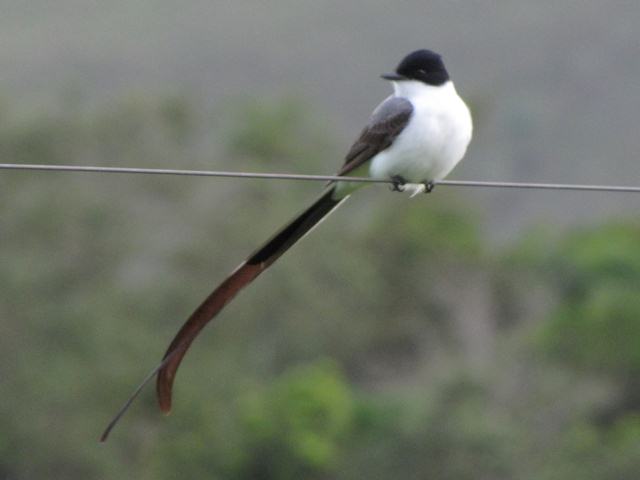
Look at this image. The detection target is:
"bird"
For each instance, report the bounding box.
[101,49,472,440]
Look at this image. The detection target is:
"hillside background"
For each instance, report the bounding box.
[1,2,640,479]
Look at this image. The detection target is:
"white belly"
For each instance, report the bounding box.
[369,86,472,183]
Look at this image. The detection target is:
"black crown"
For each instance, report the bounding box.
[395,49,450,86]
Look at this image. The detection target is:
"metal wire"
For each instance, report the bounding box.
[2,162,640,193]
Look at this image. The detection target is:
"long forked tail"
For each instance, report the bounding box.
[157,186,346,411]
[101,186,347,441]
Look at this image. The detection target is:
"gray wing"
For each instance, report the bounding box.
[338,96,413,176]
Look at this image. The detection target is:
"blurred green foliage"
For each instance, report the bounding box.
[1,93,639,479]
[237,361,354,478]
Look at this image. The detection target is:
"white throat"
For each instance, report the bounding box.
[391,79,454,99]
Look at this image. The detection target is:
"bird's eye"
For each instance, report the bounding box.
[418,69,427,75]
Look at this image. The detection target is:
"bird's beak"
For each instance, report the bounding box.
[381,73,406,81]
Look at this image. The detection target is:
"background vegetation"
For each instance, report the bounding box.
[1,93,639,479]
[2,1,640,478]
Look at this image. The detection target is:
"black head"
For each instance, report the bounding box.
[382,49,450,86]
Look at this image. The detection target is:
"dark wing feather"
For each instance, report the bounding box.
[338,96,413,176]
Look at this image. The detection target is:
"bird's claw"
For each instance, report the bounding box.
[389,177,435,196]
[423,181,435,193]
[390,175,407,192]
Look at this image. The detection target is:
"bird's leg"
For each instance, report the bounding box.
[390,175,407,192]
[422,180,436,193]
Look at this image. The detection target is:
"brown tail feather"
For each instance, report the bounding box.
[102,187,346,440]
[155,262,262,412]
[156,186,345,413]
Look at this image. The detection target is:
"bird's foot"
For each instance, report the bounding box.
[390,175,407,192]
[390,177,435,197]
[422,180,435,194]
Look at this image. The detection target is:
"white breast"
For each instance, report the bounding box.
[369,80,472,183]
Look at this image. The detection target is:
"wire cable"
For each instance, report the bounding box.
[2,163,640,193]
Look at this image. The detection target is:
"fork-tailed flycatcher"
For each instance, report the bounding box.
[102,49,472,440]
